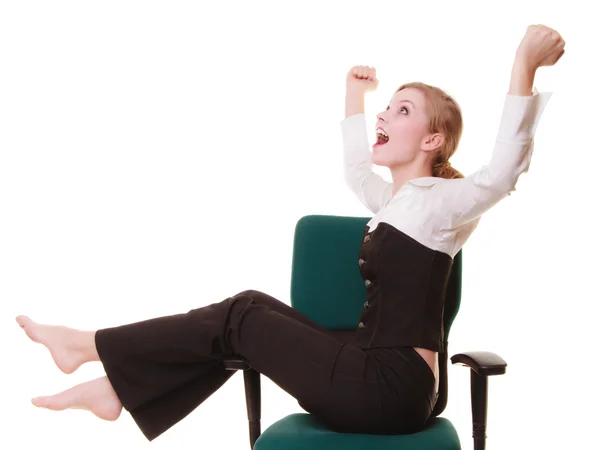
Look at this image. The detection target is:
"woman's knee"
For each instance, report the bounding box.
[235,289,264,299]
[224,290,272,313]
[233,289,279,306]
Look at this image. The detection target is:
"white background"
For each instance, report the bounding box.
[1,1,598,449]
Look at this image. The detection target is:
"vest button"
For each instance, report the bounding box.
[358,258,366,268]
[358,321,366,328]
[364,300,369,309]
[363,235,371,243]
[365,279,372,288]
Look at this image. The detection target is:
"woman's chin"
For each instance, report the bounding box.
[371,154,387,167]
[371,144,388,166]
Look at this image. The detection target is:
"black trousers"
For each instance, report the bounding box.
[95,289,437,441]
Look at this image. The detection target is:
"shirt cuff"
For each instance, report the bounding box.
[497,88,553,142]
[341,113,371,164]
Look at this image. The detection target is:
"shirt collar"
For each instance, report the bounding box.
[407,176,444,187]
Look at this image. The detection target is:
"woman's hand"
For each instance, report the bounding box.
[346,65,379,94]
[509,25,565,96]
[515,24,566,72]
[345,65,378,118]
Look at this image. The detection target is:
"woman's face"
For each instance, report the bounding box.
[372,87,441,168]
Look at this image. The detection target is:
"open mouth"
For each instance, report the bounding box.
[374,128,389,147]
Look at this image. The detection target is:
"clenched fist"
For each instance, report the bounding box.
[346,65,379,94]
[516,24,566,71]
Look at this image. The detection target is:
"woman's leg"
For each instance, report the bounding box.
[16,290,343,425]
[16,289,335,375]
[17,290,427,441]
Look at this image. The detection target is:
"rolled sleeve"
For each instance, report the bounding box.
[437,89,553,230]
[341,113,393,213]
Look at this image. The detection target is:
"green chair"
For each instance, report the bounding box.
[223,214,507,450]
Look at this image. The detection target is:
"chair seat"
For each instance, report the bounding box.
[254,413,461,450]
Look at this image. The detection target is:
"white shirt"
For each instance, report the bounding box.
[341,90,552,259]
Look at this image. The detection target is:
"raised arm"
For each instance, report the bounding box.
[342,66,393,214]
[434,25,565,229]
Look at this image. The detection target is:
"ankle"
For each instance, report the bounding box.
[77,330,100,362]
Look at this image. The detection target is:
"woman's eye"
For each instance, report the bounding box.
[399,107,408,114]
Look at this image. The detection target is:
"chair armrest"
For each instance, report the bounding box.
[450,351,507,376]
[222,356,261,449]
[450,351,507,450]
[224,357,251,371]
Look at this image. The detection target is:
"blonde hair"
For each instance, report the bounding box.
[395,82,464,179]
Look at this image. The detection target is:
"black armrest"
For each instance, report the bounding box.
[222,357,261,449]
[224,357,250,371]
[450,351,507,376]
[450,351,507,450]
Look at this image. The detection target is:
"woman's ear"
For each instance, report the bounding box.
[421,133,445,152]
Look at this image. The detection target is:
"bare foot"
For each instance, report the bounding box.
[16,315,98,374]
[32,376,122,421]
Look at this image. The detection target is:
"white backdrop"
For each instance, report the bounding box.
[2,1,598,449]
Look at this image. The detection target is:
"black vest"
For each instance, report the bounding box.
[351,222,454,352]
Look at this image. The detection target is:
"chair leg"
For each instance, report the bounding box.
[470,371,488,450]
[243,368,261,449]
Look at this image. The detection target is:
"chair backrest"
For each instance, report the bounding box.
[290,214,463,416]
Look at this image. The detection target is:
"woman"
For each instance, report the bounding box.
[16,24,565,441]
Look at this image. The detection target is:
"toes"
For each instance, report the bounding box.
[32,394,68,411]
[31,396,48,408]
[16,316,41,343]
[16,315,32,328]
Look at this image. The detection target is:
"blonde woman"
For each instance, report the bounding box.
[17,24,564,441]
